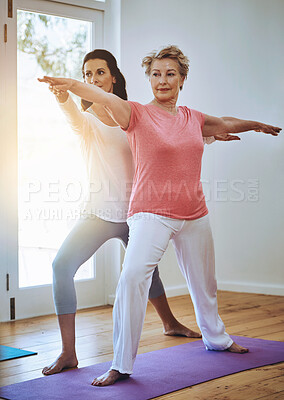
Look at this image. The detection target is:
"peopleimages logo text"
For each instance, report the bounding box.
[21,178,260,203]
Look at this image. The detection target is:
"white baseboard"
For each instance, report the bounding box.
[165,282,284,297]
[164,285,189,298]
[217,280,284,296]
[107,281,283,306]
[108,294,115,305]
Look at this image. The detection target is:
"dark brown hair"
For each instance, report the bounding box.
[81,49,127,110]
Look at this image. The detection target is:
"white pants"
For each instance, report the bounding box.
[111,213,233,374]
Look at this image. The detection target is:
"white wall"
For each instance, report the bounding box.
[120,0,284,295]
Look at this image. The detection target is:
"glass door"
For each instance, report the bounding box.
[1,0,106,320]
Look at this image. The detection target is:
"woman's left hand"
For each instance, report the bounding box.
[38,76,73,92]
[214,134,241,141]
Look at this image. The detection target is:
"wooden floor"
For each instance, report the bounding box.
[0,291,284,399]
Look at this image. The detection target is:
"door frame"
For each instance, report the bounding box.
[0,0,122,322]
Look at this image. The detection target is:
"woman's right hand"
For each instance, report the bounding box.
[38,76,72,103]
[49,85,69,103]
[38,76,74,91]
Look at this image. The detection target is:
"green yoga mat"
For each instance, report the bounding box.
[0,345,37,361]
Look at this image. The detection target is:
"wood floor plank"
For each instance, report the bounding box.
[256,392,284,400]
[0,291,283,400]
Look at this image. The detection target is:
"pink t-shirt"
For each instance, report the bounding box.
[125,102,208,220]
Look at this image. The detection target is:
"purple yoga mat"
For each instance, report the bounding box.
[1,336,283,400]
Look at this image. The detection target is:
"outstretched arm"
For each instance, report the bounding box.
[44,84,89,134]
[38,77,131,129]
[202,114,281,138]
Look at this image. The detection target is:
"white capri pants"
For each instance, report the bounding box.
[111,212,233,374]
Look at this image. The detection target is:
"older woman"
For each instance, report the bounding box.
[39,49,203,377]
[39,45,281,386]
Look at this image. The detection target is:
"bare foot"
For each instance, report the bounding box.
[227,342,249,354]
[164,321,201,338]
[42,352,78,375]
[91,369,130,386]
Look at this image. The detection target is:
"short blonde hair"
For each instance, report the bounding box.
[141,45,190,79]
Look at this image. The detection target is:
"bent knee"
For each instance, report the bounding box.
[52,254,75,279]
